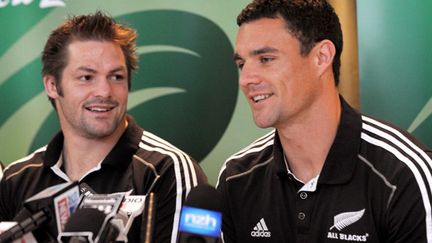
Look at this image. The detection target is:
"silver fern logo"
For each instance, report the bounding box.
[327,209,369,242]
[329,209,365,231]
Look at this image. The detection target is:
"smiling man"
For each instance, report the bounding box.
[0,11,207,242]
[217,0,432,242]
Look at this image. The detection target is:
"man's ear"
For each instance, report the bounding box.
[314,39,336,76]
[43,75,60,99]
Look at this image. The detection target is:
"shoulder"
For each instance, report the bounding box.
[136,130,195,164]
[217,130,275,185]
[134,130,206,184]
[360,114,431,168]
[2,146,47,183]
[359,114,432,190]
[359,115,432,240]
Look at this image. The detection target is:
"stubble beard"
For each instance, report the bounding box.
[78,112,126,139]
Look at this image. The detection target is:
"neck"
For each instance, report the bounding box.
[278,90,341,183]
[62,119,128,181]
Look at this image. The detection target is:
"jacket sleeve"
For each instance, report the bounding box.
[216,166,236,243]
[386,152,432,243]
[0,171,17,221]
[0,179,10,221]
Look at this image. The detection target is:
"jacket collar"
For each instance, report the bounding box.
[43,115,142,170]
[273,96,362,184]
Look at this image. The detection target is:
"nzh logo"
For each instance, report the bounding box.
[327,209,369,242]
[0,9,238,164]
[250,218,271,238]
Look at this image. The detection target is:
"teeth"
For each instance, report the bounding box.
[253,94,270,103]
[88,107,112,112]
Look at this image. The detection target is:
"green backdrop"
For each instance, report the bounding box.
[1,1,430,185]
[0,0,267,184]
[357,1,432,148]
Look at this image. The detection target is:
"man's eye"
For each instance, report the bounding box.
[109,74,125,81]
[260,57,274,64]
[236,62,244,70]
[79,75,93,81]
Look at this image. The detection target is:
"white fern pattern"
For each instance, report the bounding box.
[329,209,365,231]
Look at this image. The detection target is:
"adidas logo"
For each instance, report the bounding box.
[250,218,271,238]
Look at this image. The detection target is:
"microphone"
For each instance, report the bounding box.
[0,181,80,242]
[58,192,125,242]
[78,182,97,198]
[177,184,222,243]
[0,221,37,243]
[60,208,120,243]
[141,192,156,243]
[77,183,149,242]
[114,194,148,242]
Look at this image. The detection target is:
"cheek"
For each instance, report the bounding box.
[60,88,90,106]
[240,85,248,95]
[116,87,129,102]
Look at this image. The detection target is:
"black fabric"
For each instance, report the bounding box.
[217,97,432,243]
[0,115,207,243]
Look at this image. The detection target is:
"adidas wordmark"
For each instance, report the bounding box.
[251,218,271,238]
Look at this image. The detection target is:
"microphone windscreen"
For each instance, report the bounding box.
[62,207,120,243]
[64,208,106,238]
[177,184,222,242]
[183,184,221,212]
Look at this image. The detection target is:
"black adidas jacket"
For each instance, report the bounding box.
[0,116,207,243]
[217,97,432,243]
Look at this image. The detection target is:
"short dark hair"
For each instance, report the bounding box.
[41,11,138,107]
[237,0,343,85]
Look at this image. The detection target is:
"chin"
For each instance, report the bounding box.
[253,120,273,129]
[252,114,274,128]
[84,131,113,139]
[82,125,118,139]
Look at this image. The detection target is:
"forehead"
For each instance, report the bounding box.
[65,40,126,67]
[235,17,300,55]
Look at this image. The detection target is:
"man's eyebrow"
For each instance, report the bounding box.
[77,66,96,73]
[76,66,126,73]
[233,53,243,62]
[233,46,279,61]
[251,46,278,56]
[109,66,127,73]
